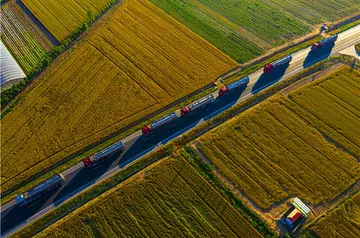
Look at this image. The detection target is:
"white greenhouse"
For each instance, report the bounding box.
[1,40,26,88]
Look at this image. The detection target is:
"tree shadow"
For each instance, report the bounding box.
[252,65,289,93]
[303,43,335,68]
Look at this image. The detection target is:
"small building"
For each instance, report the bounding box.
[281,197,311,233]
[0,40,26,89]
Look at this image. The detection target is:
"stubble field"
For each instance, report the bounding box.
[0,0,236,192]
[36,157,261,238]
[150,0,360,62]
[197,66,360,209]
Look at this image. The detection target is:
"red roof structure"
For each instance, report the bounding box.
[291,212,302,223]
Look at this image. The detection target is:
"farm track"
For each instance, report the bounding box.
[196,65,360,209]
[21,0,110,41]
[0,0,236,195]
[1,22,359,238]
[309,192,360,237]
[149,0,360,62]
[33,157,262,238]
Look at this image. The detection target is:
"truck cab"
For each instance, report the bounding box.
[218,86,228,97]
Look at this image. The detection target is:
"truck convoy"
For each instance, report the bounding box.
[218,76,250,96]
[16,173,65,207]
[311,35,338,51]
[264,55,292,73]
[142,112,179,136]
[83,141,125,168]
[181,95,214,116]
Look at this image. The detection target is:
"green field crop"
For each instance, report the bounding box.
[36,157,262,238]
[197,66,360,209]
[0,4,46,75]
[307,192,360,237]
[150,0,360,63]
[0,0,236,194]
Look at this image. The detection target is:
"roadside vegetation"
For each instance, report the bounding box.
[197,65,360,209]
[36,156,263,238]
[0,0,117,108]
[22,0,113,42]
[0,0,235,194]
[149,0,360,62]
[356,43,360,53]
[10,56,358,237]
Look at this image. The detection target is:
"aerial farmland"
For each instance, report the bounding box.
[0,0,236,193]
[197,66,360,209]
[0,0,360,237]
[150,0,360,62]
[35,156,263,237]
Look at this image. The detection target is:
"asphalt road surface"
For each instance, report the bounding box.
[1,25,359,237]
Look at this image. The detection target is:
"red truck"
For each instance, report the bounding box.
[218,76,249,96]
[181,95,214,116]
[142,112,179,136]
[83,141,125,168]
[311,35,338,51]
[264,55,292,73]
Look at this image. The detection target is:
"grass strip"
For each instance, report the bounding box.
[0,0,118,109]
[9,55,359,237]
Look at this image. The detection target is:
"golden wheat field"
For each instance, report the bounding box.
[197,66,360,209]
[22,0,111,41]
[310,192,360,237]
[36,157,261,238]
[0,0,236,192]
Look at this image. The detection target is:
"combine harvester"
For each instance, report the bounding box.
[264,55,292,73]
[181,95,214,116]
[83,141,125,168]
[15,174,65,207]
[218,76,250,96]
[142,112,179,136]
[311,35,338,51]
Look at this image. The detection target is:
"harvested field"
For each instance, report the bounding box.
[197,66,360,209]
[36,157,261,238]
[309,192,360,237]
[150,0,360,62]
[0,0,236,192]
[0,4,46,74]
[21,0,112,41]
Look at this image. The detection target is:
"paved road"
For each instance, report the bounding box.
[1,25,359,237]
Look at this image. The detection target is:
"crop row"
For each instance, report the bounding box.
[0,4,46,75]
[0,0,235,193]
[309,192,360,237]
[288,66,360,155]
[21,0,110,41]
[262,0,360,25]
[150,0,360,62]
[36,157,261,237]
[197,67,360,209]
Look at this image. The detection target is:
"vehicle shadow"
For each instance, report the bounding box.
[303,43,335,68]
[252,65,289,93]
[0,188,60,236]
[53,153,116,205]
[118,86,246,167]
